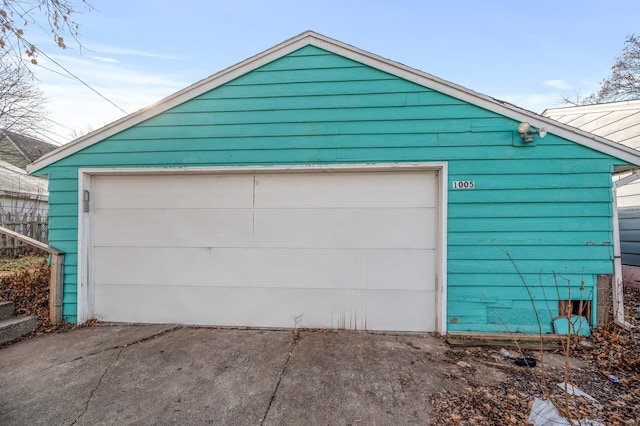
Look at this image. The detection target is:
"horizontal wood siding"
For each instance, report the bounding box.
[615,176,640,208]
[42,45,619,331]
[619,207,640,266]
[45,173,79,322]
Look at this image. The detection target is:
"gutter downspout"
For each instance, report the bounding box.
[612,170,640,330]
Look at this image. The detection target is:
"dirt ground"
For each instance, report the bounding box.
[1,255,639,424]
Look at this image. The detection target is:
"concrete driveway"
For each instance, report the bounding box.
[0,325,504,425]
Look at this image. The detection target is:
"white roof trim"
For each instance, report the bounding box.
[28,31,640,173]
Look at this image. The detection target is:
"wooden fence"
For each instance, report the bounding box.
[0,213,48,257]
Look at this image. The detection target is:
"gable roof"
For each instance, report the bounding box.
[543,100,640,150]
[27,31,640,173]
[2,130,58,163]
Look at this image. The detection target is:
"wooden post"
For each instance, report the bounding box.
[49,253,65,324]
[0,225,65,324]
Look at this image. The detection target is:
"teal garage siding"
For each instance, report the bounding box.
[37,42,622,333]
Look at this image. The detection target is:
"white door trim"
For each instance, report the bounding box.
[77,171,92,324]
[77,162,448,333]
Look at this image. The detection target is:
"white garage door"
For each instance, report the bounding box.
[91,170,439,331]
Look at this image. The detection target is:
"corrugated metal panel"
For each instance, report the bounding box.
[0,160,48,197]
[42,46,618,333]
[544,101,640,142]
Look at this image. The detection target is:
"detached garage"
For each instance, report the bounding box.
[29,31,640,335]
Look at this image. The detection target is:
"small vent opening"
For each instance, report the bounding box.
[558,300,591,323]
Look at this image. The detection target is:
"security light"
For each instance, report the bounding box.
[517,122,547,143]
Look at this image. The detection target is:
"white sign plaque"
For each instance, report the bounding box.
[452,180,475,189]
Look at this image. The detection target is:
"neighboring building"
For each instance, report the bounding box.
[28,32,640,334]
[0,159,48,217]
[0,159,49,249]
[0,130,58,170]
[543,100,640,208]
[543,101,640,267]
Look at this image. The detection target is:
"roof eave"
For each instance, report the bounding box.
[27,30,640,173]
[27,31,320,173]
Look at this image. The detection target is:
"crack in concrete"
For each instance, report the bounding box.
[55,326,180,425]
[66,326,182,425]
[69,346,124,426]
[259,330,302,425]
[44,326,182,372]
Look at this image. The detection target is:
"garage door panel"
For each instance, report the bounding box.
[94,207,437,250]
[94,174,254,209]
[94,285,435,331]
[95,285,367,328]
[96,285,297,326]
[364,249,436,290]
[94,247,359,288]
[255,172,437,208]
[91,170,440,332]
[93,247,435,291]
[254,208,436,249]
[364,290,437,331]
[93,208,255,247]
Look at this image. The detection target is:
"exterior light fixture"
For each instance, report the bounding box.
[517,122,547,143]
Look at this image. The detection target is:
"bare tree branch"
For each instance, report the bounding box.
[0,0,93,66]
[566,34,640,106]
[560,91,591,107]
[0,50,47,136]
[68,123,93,140]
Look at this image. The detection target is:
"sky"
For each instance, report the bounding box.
[20,0,640,145]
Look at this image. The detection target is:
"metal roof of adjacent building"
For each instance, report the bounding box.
[543,100,640,150]
[0,159,48,199]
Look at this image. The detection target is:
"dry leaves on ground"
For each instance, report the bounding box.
[429,286,640,425]
[0,255,75,335]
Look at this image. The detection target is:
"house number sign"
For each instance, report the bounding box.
[452,180,475,189]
